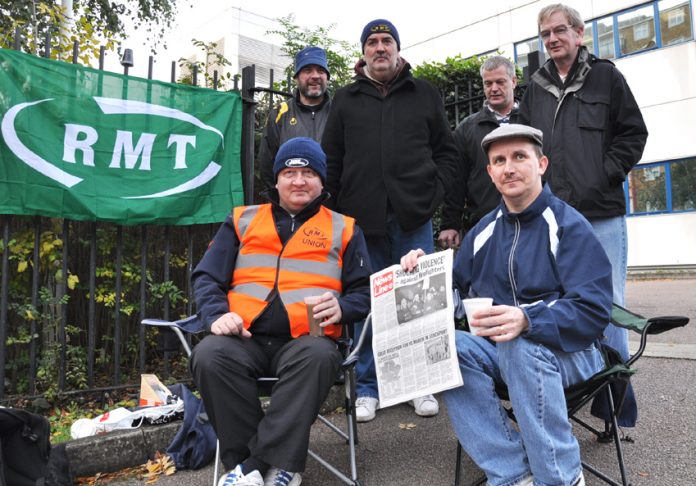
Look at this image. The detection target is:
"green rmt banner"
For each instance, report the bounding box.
[0,49,243,225]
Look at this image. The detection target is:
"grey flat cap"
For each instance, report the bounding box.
[481,124,544,153]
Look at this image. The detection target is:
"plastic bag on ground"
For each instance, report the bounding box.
[70,398,184,439]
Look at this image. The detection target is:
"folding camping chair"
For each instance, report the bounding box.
[453,304,689,486]
[143,313,372,486]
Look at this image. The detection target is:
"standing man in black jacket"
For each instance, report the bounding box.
[322,19,458,422]
[259,46,332,193]
[438,55,520,249]
[519,3,648,426]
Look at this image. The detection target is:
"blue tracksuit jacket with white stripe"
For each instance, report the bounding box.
[453,184,613,353]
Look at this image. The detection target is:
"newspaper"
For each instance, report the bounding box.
[370,249,463,408]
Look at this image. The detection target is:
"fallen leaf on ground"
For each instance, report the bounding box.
[75,466,143,484]
[399,422,417,430]
[143,451,176,483]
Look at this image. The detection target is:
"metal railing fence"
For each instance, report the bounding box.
[0,29,291,401]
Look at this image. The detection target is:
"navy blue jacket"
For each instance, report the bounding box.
[454,185,612,353]
[192,191,372,337]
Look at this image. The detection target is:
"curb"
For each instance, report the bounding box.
[628,341,696,360]
[65,384,345,476]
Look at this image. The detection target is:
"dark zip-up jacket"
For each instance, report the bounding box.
[454,184,612,353]
[192,191,371,338]
[518,47,648,218]
[440,104,520,232]
[259,91,332,193]
[322,62,458,236]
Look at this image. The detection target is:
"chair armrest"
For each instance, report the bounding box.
[342,314,371,368]
[645,315,689,335]
[611,304,689,366]
[142,315,204,358]
[142,315,204,331]
[610,304,689,335]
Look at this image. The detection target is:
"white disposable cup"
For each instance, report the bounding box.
[462,298,493,336]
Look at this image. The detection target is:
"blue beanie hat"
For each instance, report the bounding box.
[273,137,327,183]
[294,46,330,78]
[360,19,400,52]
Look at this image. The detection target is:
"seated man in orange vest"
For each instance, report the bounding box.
[190,137,372,486]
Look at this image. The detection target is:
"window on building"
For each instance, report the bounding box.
[627,159,696,215]
[514,38,542,71]
[660,0,694,46]
[618,5,656,55]
[670,158,696,211]
[628,165,666,213]
[478,49,499,58]
[583,22,595,54]
[668,9,685,26]
[596,16,616,58]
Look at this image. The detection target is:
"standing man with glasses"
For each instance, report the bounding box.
[519,3,648,426]
[438,56,521,250]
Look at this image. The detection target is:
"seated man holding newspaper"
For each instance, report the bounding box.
[401,124,612,486]
[191,137,371,486]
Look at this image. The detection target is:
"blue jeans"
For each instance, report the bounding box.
[588,216,637,426]
[588,216,627,358]
[444,332,604,486]
[355,213,434,399]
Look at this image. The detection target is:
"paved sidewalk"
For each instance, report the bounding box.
[68,279,696,485]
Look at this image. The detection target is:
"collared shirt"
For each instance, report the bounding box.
[485,100,519,124]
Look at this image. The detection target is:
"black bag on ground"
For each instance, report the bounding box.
[0,407,51,486]
[166,384,217,469]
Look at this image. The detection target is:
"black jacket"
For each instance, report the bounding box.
[519,47,648,218]
[192,191,371,338]
[258,91,332,193]
[440,104,519,232]
[322,63,458,236]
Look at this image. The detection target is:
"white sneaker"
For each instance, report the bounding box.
[409,394,439,417]
[573,472,585,486]
[355,396,379,422]
[264,467,302,486]
[514,475,533,486]
[218,465,264,486]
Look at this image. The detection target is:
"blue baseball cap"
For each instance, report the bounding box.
[294,46,330,78]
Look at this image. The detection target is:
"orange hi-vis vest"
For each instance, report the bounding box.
[227,204,355,339]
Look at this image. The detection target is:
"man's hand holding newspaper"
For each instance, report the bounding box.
[370,249,463,408]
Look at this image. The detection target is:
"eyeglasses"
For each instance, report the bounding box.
[540,25,573,40]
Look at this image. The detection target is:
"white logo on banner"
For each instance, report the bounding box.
[1,97,224,198]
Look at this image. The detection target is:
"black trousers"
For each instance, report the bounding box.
[190,334,341,472]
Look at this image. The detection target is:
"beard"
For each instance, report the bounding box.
[299,83,326,100]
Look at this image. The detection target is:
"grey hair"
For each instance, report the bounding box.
[479,56,516,79]
[538,3,584,30]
